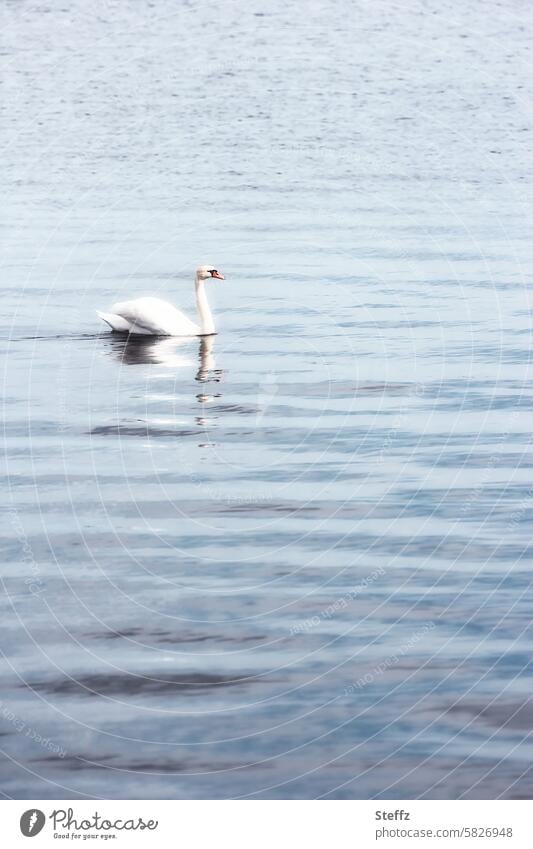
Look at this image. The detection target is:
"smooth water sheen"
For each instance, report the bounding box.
[1,0,532,799]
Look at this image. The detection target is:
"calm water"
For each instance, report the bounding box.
[1,0,533,799]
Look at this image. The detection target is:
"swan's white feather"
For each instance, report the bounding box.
[104,297,201,336]
[97,311,133,332]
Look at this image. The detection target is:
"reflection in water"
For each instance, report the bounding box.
[102,334,224,438]
[105,333,222,379]
[106,333,195,367]
[195,338,223,432]
[196,336,222,383]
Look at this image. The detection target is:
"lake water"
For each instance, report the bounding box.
[1,0,533,799]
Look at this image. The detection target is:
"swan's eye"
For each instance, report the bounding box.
[210,269,217,276]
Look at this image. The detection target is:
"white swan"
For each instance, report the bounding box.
[97,265,224,336]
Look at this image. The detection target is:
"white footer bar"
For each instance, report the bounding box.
[3,800,532,848]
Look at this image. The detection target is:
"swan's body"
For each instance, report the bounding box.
[97,265,224,336]
[98,297,202,336]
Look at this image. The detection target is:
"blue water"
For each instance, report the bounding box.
[1,0,533,799]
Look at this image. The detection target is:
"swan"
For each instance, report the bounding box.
[97,265,224,336]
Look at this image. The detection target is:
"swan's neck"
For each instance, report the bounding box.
[195,274,215,335]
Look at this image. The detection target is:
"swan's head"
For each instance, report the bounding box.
[196,264,225,281]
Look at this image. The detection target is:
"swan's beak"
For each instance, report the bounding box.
[211,270,224,280]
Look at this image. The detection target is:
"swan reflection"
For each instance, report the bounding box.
[106,334,220,378]
[106,334,194,367]
[195,337,221,382]
[102,336,223,444]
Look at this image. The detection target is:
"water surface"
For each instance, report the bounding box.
[1,0,533,799]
